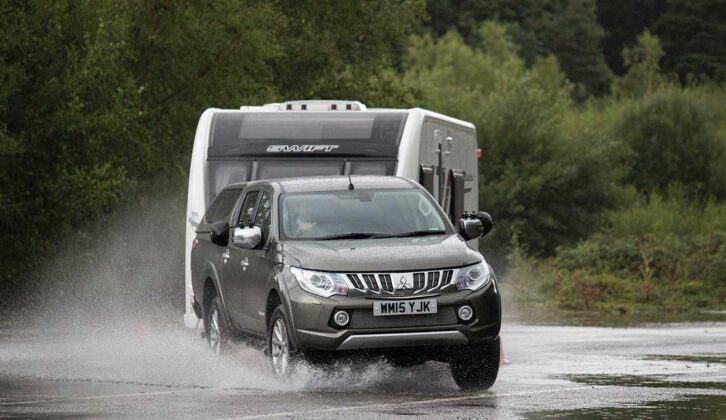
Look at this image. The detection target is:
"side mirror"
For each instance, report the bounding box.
[210,220,230,247]
[458,218,484,241]
[232,226,262,249]
[476,211,494,237]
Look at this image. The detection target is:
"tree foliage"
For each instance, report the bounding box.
[656,0,726,81]
[0,0,426,284]
[398,24,626,256]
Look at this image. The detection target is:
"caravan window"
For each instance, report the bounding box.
[207,161,250,203]
[204,189,242,223]
[256,160,344,180]
[349,161,392,175]
[208,112,407,158]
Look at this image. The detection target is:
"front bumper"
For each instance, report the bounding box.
[285,277,501,352]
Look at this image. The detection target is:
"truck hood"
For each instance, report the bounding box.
[281,233,482,272]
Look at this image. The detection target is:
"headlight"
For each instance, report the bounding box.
[455,261,493,291]
[290,267,349,298]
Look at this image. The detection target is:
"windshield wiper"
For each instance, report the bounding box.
[388,229,447,238]
[316,232,389,240]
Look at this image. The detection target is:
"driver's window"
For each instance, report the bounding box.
[255,191,272,242]
[238,191,260,226]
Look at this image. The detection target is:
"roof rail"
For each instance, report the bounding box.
[266,100,367,111]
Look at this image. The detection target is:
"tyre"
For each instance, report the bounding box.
[267,304,297,377]
[205,294,230,355]
[450,337,500,390]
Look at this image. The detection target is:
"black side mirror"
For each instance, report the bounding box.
[458,211,494,241]
[210,220,230,247]
[458,218,484,241]
[476,211,494,237]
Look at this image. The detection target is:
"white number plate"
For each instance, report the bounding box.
[372,299,438,316]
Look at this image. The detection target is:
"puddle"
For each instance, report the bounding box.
[524,394,726,419]
[644,354,726,365]
[561,374,726,391]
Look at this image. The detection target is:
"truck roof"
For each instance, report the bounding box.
[226,175,417,194]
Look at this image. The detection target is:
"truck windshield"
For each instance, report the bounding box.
[281,190,449,240]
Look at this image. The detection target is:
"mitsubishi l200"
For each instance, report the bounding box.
[190,175,501,390]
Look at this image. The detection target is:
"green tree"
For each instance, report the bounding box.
[618,88,726,199]
[614,30,666,97]
[271,0,426,101]
[399,24,625,255]
[0,0,429,290]
[656,0,726,81]
[426,0,564,65]
[547,0,614,98]
[596,0,666,75]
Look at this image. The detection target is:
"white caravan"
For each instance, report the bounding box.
[184,100,480,327]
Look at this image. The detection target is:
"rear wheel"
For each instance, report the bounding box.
[267,305,297,377]
[450,337,500,390]
[205,295,230,355]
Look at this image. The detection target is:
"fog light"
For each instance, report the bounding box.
[458,305,474,321]
[333,310,350,327]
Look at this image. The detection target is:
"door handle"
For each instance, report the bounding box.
[222,249,230,263]
[240,257,249,271]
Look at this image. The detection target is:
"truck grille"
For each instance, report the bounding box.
[349,307,458,329]
[345,269,456,295]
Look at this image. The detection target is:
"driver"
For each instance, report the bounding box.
[290,201,318,237]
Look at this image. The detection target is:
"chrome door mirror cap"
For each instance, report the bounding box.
[233,226,262,249]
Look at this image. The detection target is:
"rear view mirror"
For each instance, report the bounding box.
[458,218,484,241]
[210,220,230,247]
[476,211,494,237]
[458,211,494,241]
[233,226,262,249]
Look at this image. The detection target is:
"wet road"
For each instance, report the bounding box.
[0,322,724,419]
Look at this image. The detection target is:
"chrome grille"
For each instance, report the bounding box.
[344,269,457,295]
[379,274,393,292]
[346,274,364,289]
[362,274,379,291]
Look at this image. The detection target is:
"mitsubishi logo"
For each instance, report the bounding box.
[396,276,411,290]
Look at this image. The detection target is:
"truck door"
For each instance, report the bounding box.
[222,189,260,329]
[240,189,276,334]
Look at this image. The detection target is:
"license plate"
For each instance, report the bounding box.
[372,298,437,316]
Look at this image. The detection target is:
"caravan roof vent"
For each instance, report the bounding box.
[274,100,367,112]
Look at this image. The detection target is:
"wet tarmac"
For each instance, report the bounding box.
[0,322,724,419]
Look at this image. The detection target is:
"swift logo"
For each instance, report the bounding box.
[266,145,340,153]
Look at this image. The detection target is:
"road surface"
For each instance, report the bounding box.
[0,321,724,419]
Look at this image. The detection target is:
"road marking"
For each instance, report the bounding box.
[0,387,226,406]
[225,385,611,419]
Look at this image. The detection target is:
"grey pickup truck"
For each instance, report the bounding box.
[190,175,501,390]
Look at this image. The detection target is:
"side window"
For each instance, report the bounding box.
[255,192,272,242]
[204,189,241,223]
[238,191,260,226]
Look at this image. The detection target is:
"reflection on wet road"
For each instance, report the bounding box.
[0,322,724,418]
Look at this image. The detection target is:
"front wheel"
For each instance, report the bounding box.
[206,295,230,355]
[450,337,500,390]
[267,305,297,377]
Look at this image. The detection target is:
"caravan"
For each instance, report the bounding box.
[184,100,481,328]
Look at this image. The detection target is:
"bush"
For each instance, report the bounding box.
[508,195,726,311]
[617,87,726,199]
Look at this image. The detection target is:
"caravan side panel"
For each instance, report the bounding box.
[184,108,216,328]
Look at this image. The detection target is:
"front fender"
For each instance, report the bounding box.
[201,261,226,311]
[269,265,304,348]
